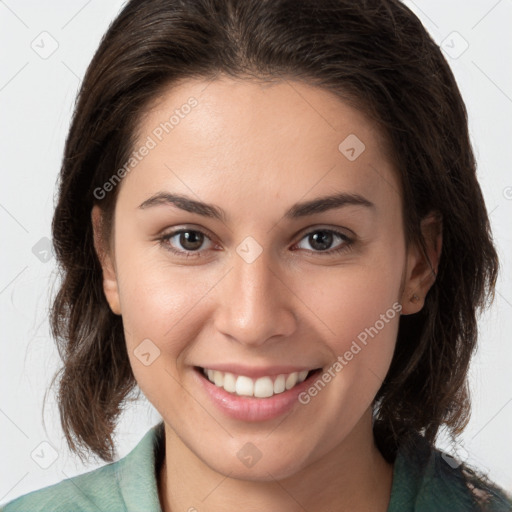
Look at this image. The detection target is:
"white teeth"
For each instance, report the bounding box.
[213,370,224,387]
[274,374,286,394]
[201,368,311,398]
[285,372,298,390]
[223,372,236,393]
[235,375,254,396]
[254,376,274,398]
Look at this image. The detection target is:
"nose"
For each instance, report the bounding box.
[213,245,297,347]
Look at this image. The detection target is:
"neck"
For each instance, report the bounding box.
[158,409,394,512]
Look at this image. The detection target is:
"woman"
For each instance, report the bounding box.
[2,0,511,510]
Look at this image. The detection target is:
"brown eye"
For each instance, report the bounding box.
[308,231,335,251]
[295,229,353,256]
[160,228,213,258]
[175,230,205,251]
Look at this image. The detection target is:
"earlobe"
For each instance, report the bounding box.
[91,205,121,315]
[400,211,442,315]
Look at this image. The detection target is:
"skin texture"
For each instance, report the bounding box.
[92,75,441,512]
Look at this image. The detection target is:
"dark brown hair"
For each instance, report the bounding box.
[48,0,498,477]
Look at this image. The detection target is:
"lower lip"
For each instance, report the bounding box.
[193,367,323,422]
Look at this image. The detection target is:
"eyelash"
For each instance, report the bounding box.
[158,227,354,259]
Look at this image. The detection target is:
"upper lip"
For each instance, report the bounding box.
[196,364,321,379]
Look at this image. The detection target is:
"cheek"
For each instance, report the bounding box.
[297,255,402,333]
[115,251,212,407]
[117,260,211,347]
[292,250,404,385]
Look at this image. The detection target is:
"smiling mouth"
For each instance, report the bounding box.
[194,366,323,398]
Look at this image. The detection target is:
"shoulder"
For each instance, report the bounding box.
[389,432,512,511]
[458,464,512,512]
[0,422,165,512]
[0,462,121,512]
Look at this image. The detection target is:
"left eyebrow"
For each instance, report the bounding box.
[284,192,375,219]
[137,191,375,222]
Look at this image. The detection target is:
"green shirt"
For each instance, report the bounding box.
[1,422,511,511]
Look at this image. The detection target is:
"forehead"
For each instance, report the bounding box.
[121,76,401,216]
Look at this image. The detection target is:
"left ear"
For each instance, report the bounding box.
[400,211,442,315]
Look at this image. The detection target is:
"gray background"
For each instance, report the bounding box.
[1,0,511,503]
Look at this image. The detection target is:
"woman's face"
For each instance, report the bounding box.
[95,75,427,480]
